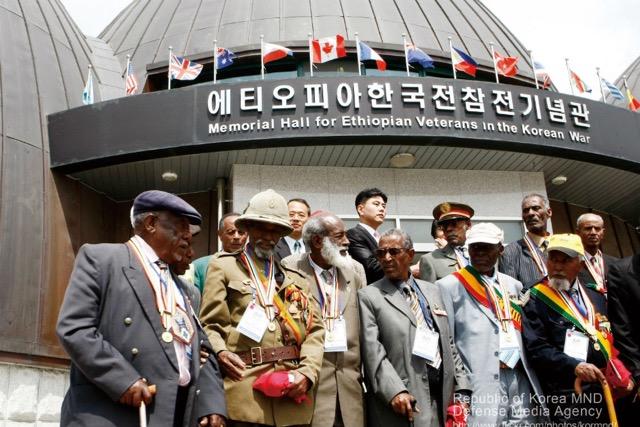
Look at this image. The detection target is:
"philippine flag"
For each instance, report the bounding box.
[451,46,477,77]
[493,51,518,77]
[263,42,293,64]
[358,41,386,71]
[406,44,434,69]
[312,35,346,64]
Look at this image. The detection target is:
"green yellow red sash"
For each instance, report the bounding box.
[530,281,611,361]
[452,266,523,331]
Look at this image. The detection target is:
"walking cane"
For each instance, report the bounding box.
[574,377,618,427]
[139,384,157,427]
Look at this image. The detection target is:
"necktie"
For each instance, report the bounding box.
[591,255,603,278]
[293,240,302,253]
[569,287,587,318]
[402,283,434,329]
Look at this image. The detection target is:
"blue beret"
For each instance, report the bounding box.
[132,190,202,225]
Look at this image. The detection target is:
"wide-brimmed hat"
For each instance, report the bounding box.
[235,189,293,235]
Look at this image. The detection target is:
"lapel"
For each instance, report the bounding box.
[381,278,416,327]
[415,280,446,333]
[123,244,179,371]
[296,254,322,305]
[336,266,352,315]
[357,224,378,251]
[442,245,458,266]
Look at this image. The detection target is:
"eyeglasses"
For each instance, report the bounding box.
[375,247,406,258]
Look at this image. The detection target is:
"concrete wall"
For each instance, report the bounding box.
[0,363,68,426]
[231,164,546,219]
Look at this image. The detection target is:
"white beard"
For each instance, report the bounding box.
[549,277,571,291]
[321,237,352,270]
[253,239,275,259]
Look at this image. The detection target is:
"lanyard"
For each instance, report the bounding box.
[583,252,606,292]
[240,247,277,321]
[480,273,512,332]
[453,247,468,269]
[523,233,548,276]
[559,284,596,336]
[312,268,340,331]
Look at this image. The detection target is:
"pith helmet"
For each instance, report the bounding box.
[235,189,293,235]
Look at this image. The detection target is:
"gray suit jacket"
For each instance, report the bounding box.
[359,277,471,427]
[437,271,546,425]
[57,243,227,427]
[282,253,365,427]
[419,245,460,283]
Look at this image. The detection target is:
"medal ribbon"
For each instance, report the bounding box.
[273,292,304,345]
[453,266,522,331]
[239,248,276,321]
[583,252,606,293]
[127,238,176,332]
[523,233,548,276]
[313,269,340,331]
[530,281,611,360]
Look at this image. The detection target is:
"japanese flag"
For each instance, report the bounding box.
[312,35,346,64]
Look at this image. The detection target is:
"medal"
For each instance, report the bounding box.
[288,304,298,314]
[162,331,173,343]
[268,321,276,332]
[594,342,601,351]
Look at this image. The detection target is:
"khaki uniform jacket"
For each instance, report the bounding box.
[200,252,325,426]
[282,253,366,427]
[419,245,460,283]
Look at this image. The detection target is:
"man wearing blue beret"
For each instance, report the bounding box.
[57,190,227,427]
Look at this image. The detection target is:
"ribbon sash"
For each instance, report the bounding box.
[530,281,611,361]
[523,233,548,276]
[453,266,523,332]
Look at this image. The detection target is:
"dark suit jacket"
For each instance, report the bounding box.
[274,238,292,263]
[578,253,618,304]
[359,277,471,427]
[608,254,640,384]
[499,238,546,289]
[522,279,608,394]
[347,224,383,284]
[57,243,227,427]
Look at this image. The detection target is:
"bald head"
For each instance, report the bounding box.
[576,213,605,255]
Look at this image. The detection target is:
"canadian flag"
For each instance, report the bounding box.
[312,35,346,64]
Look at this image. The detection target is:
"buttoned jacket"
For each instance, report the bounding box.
[419,245,460,283]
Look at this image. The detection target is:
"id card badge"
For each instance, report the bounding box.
[412,326,441,368]
[563,329,589,362]
[499,323,519,352]
[236,301,269,342]
[324,318,348,352]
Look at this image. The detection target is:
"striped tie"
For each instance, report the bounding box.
[403,286,426,329]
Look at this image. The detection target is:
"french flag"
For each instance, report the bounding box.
[451,46,477,77]
[358,41,386,71]
[263,42,293,64]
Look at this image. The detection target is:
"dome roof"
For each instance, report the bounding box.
[101,0,535,84]
[607,55,640,107]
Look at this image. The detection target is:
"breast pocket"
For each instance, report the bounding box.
[227,280,255,313]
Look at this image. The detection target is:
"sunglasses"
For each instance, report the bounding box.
[375,247,406,258]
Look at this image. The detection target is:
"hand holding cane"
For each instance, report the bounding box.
[574,377,618,427]
[139,384,157,427]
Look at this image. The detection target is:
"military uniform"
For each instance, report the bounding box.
[200,246,325,426]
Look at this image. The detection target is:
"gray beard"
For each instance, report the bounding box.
[549,277,571,291]
[320,237,352,270]
[253,240,275,259]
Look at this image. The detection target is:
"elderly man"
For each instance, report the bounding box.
[576,213,617,298]
[499,193,552,289]
[200,189,325,427]
[359,229,471,427]
[57,190,226,427]
[437,223,546,426]
[347,188,388,284]
[282,213,366,427]
[193,212,247,293]
[274,198,311,261]
[420,202,474,283]
[523,234,610,426]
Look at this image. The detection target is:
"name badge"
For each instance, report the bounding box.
[237,302,269,342]
[564,329,589,362]
[324,318,348,352]
[412,326,441,368]
[499,323,519,352]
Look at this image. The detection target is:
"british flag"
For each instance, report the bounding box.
[170,54,203,80]
[125,61,138,95]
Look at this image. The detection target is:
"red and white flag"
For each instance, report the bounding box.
[312,35,346,64]
[263,42,293,64]
[493,50,518,77]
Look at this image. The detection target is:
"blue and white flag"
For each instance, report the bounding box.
[601,78,625,100]
[216,47,235,69]
[82,67,94,105]
[406,43,434,69]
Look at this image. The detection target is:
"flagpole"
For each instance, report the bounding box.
[260,34,265,80]
[213,39,218,84]
[402,33,410,77]
[168,46,173,90]
[565,58,574,95]
[529,50,539,89]
[596,67,606,104]
[355,32,361,76]
[623,75,632,107]
[308,33,314,77]
[448,37,456,80]
[490,42,499,84]
[125,55,131,96]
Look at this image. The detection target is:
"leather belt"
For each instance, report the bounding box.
[236,345,299,366]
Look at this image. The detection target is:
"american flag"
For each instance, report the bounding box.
[125,61,138,95]
[170,54,203,80]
